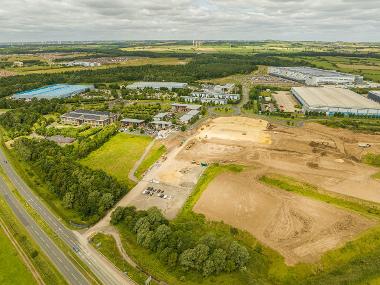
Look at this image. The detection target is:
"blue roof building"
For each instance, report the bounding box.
[13,84,94,100]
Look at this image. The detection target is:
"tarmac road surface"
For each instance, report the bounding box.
[0,148,136,285]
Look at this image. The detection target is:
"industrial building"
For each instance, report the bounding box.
[62,61,101,67]
[368,91,380,104]
[13,84,94,100]
[180,110,200,124]
[291,87,380,117]
[269,67,363,86]
[181,96,227,105]
[171,103,202,112]
[126,82,188,90]
[61,109,118,127]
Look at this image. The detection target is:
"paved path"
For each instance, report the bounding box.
[128,139,156,183]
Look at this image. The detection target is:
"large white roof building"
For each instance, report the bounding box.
[291,87,380,117]
[126,82,188,90]
[269,67,363,86]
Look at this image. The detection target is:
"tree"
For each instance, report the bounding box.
[227,241,250,270]
[111,207,125,225]
[63,192,75,209]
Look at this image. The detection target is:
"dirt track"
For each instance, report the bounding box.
[193,169,375,265]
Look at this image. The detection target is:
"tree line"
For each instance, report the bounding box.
[14,136,127,223]
[111,206,250,277]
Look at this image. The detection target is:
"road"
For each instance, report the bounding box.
[0,148,136,285]
[0,175,89,285]
[128,139,156,183]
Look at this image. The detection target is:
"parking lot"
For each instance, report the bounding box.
[272,91,299,113]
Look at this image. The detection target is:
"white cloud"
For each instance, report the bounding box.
[0,0,379,42]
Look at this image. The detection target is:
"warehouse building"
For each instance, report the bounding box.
[126,82,188,90]
[269,67,363,86]
[291,87,380,117]
[13,84,94,100]
[368,91,380,104]
[61,109,118,126]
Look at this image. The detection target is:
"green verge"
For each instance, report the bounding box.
[0,225,38,285]
[90,233,159,285]
[0,167,101,285]
[372,172,380,180]
[0,194,67,285]
[135,143,166,180]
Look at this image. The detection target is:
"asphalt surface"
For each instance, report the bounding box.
[0,169,89,285]
[0,148,136,285]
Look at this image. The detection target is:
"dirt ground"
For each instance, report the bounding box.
[193,169,375,265]
[179,117,380,203]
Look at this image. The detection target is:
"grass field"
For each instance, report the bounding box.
[0,226,37,285]
[80,133,153,188]
[135,142,166,180]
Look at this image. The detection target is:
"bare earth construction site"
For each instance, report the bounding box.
[122,116,380,265]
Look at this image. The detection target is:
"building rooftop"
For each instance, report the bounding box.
[121,118,145,123]
[153,112,170,119]
[150,120,172,125]
[274,67,355,78]
[13,84,93,100]
[292,87,380,109]
[127,82,188,89]
[171,103,202,110]
[61,109,116,121]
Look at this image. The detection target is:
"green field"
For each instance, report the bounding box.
[135,142,166,179]
[0,226,37,285]
[80,133,153,187]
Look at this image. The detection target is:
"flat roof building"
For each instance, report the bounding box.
[149,121,173,130]
[171,103,202,112]
[13,84,94,100]
[126,82,188,90]
[121,118,145,127]
[291,87,380,117]
[61,109,118,127]
[269,67,363,86]
[153,112,170,121]
[368,91,380,104]
[180,110,200,124]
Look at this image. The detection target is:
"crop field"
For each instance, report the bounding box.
[80,133,153,187]
[0,226,37,285]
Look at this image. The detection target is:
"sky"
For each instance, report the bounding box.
[0,0,379,42]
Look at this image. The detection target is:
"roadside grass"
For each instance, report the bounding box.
[135,142,166,180]
[0,195,67,285]
[90,233,159,285]
[0,167,102,285]
[372,172,380,180]
[0,225,38,285]
[80,133,153,188]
